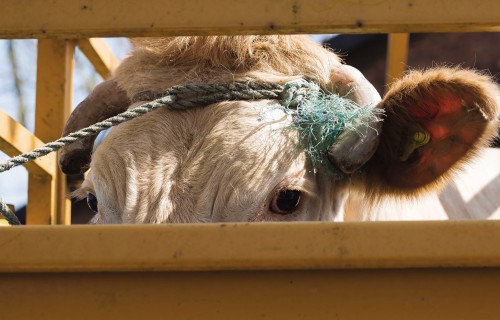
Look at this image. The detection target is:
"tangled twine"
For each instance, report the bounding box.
[0,80,381,225]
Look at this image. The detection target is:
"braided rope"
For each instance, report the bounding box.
[0,80,377,225]
[0,81,287,224]
[132,82,281,102]
[0,83,284,174]
[0,197,21,225]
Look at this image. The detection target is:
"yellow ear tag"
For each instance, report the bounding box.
[400,130,431,162]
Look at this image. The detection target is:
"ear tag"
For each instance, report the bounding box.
[399,129,431,162]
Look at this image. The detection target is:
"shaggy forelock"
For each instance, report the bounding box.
[116,36,341,98]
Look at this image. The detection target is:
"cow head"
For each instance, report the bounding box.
[60,36,500,223]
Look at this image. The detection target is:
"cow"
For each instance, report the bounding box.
[58,36,500,223]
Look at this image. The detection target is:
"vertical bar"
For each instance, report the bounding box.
[27,40,75,225]
[385,33,410,89]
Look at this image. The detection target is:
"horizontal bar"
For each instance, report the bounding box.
[1,221,500,272]
[2,269,500,319]
[0,108,56,179]
[1,0,500,39]
[77,38,119,78]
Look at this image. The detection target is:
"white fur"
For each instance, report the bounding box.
[87,100,347,223]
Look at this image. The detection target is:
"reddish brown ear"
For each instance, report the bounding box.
[366,67,500,194]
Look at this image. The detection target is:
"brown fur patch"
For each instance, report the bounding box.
[364,67,500,198]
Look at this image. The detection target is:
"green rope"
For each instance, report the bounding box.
[280,80,382,173]
[0,80,381,225]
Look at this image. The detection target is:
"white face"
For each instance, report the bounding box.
[79,99,348,224]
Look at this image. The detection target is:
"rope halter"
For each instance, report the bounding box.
[0,79,381,225]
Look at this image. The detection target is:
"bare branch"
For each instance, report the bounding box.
[7,40,26,126]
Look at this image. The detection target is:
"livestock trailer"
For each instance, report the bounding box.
[1,0,500,318]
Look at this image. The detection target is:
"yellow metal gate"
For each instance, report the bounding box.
[1,0,500,318]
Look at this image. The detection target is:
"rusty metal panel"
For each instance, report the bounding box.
[27,40,74,225]
[1,0,500,39]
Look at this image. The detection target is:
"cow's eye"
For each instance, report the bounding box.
[87,193,98,213]
[270,190,302,215]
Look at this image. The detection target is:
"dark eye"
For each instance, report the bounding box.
[270,190,302,215]
[87,193,98,213]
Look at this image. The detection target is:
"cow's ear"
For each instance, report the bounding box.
[365,67,500,194]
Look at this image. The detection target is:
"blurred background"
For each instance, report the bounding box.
[323,33,500,94]
[1,33,499,223]
[0,38,131,222]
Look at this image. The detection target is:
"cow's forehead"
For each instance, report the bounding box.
[94,99,298,159]
[89,99,315,222]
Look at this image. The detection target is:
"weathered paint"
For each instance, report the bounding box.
[1,222,500,272]
[1,222,500,319]
[27,40,74,225]
[0,0,499,39]
[2,269,500,319]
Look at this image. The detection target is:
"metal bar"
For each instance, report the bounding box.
[2,268,500,319]
[1,221,500,272]
[77,38,120,78]
[386,33,410,87]
[1,0,500,39]
[28,40,75,225]
[0,108,56,178]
